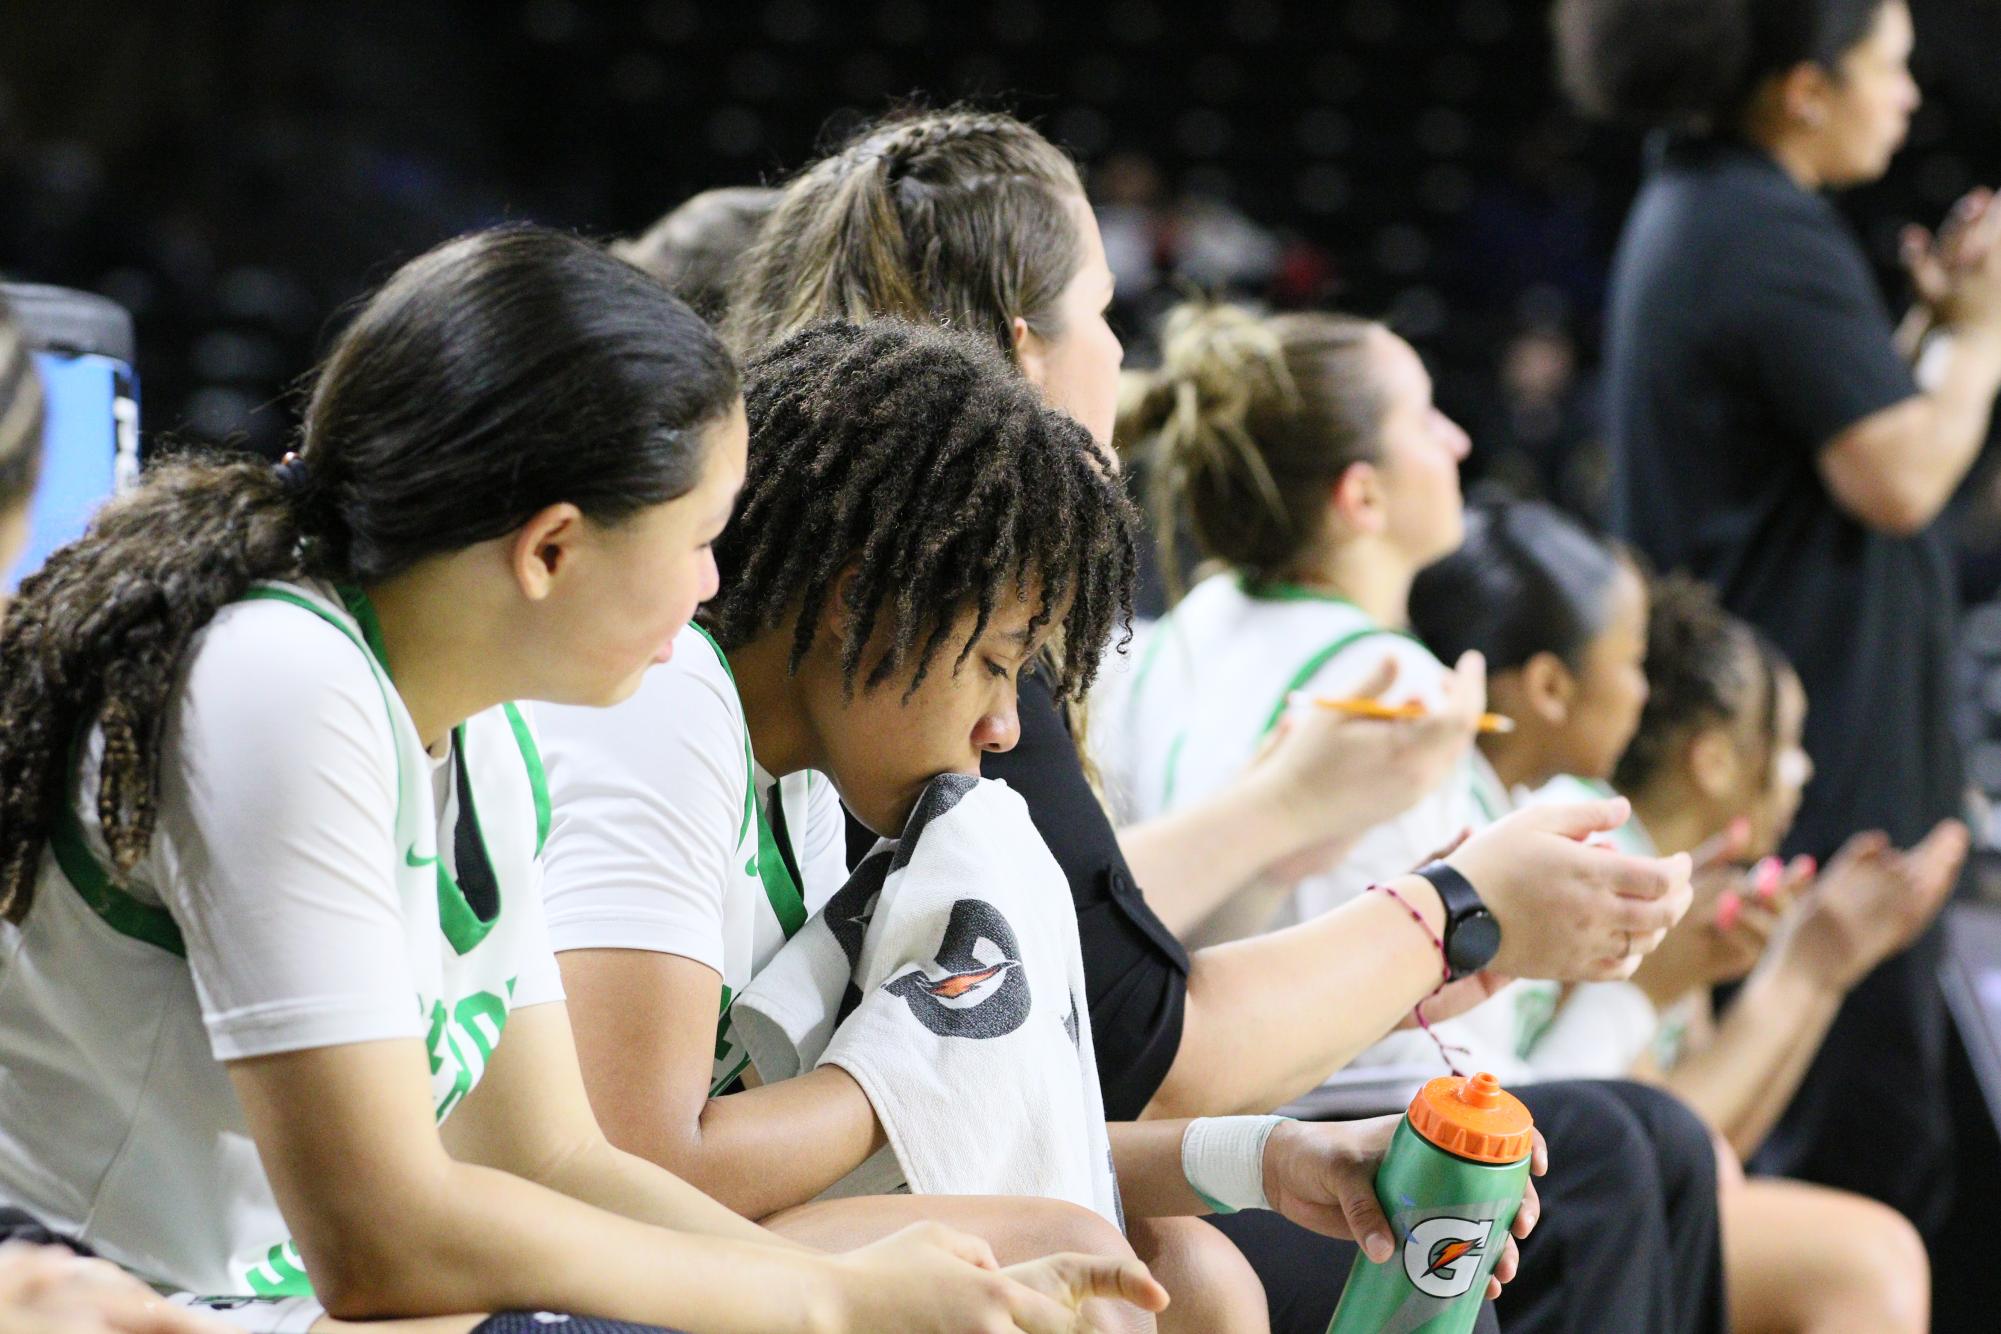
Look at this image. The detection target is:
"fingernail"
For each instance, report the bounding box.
[1754,857,1782,900]
[1794,855,1817,879]
[1367,1232,1394,1264]
[1715,891,1742,931]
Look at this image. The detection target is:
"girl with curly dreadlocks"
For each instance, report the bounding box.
[0,226,1146,1334]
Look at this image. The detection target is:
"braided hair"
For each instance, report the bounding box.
[1612,572,1782,794]
[1118,302,1386,598]
[0,226,738,924]
[704,319,1136,701]
[725,106,1084,358]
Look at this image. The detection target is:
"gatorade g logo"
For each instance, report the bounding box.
[883,898,1031,1038]
[1402,1216,1493,1299]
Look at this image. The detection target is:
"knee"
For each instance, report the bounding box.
[1019,1198,1140,1263]
[1129,1217,1268,1334]
[1606,1080,1717,1202]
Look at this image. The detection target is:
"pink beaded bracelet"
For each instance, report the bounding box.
[1366,880,1468,1076]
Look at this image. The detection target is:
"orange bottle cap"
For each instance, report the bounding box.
[1406,1072,1535,1164]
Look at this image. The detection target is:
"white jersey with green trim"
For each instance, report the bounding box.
[0,580,563,1298]
[539,624,846,1094]
[1373,762,1660,1083]
[1093,572,1478,935]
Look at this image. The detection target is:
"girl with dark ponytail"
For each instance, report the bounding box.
[0,225,1134,1334]
[1560,0,1986,1231]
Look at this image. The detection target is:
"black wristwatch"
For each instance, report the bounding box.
[1415,861,1501,982]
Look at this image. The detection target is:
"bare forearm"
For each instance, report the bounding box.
[1662,953,1839,1158]
[1891,329,2001,524]
[1116,773,1306,937]
[1145,877,1446,1118]
[312,1158,831,1330]
[1108,1120,1207,1218]
[535,1134,799,1246]
[607,1066,886,1220]
[1922,328,2001,484]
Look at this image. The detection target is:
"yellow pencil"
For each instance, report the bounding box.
[1310,696,1516,734]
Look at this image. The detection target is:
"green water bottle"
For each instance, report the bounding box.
[1326,1071,1535,1334]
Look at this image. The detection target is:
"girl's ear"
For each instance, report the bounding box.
[1686,725,1741,802]
[1519,650,1577,727]
[1013,316,1050,393]
[1326,461,1386,538]
[508,502,585,601]
[813,560,866,652]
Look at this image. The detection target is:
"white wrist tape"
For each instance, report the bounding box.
[1181,1115,1285,1214]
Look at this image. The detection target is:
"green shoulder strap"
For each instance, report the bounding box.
[687,624,806,937]
[49,586,403,957]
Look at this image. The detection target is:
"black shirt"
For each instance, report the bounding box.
[1605,136,1957,855]
[850,669,1192,1120]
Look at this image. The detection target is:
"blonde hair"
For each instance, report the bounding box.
[1120,302,1387,599]
[725,106,1084,357]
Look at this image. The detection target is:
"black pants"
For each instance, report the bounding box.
[1498,1081,1725,1334]
[1209,1080,1724,1334]
[1746,924,1953,1237]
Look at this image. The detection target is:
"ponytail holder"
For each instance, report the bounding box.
[273,452,310,493]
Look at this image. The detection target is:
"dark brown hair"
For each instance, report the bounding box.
[725,107,1085,358]
[1554,0,1891,133]
[0,225,739,923]
[1613,572,1784,794]
[1120,302,1388,595]
[705,319,1136,701]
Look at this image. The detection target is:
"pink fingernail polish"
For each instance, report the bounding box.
[1715,891,1743,932]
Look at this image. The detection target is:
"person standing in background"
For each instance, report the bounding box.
[1558,0,1999,1237]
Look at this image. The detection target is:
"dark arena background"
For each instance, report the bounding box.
[11,1,2001,1328]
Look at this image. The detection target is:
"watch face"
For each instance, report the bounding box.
[1450,911,1502,971]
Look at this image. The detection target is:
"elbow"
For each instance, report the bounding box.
[309,1245,429,1321]
[1861,492,1939,537]
[1835,479,1942,537]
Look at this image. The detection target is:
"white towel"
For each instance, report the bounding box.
[733,774,1123,1228]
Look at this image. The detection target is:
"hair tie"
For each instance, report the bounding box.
[273,452,310,494]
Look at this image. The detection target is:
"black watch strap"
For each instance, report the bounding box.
[1415,861,1501,982]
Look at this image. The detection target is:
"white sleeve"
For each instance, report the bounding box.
[537,643,747,973]
[1523,983,1660,1080]
[1284,639,1475,920]
[151,602,422,1062]
[796,771,851,914]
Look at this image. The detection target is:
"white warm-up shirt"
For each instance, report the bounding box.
[539,625,846,1093]
[1095,572,1479,934]
[0,581,562,1297]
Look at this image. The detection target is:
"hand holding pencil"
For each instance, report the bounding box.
[1251,651,1490,855]
[1309,695,1516,735]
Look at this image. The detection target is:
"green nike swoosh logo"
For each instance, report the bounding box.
[406,846,439,868]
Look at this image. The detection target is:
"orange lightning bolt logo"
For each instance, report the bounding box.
[1423,1237,1483,1278]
